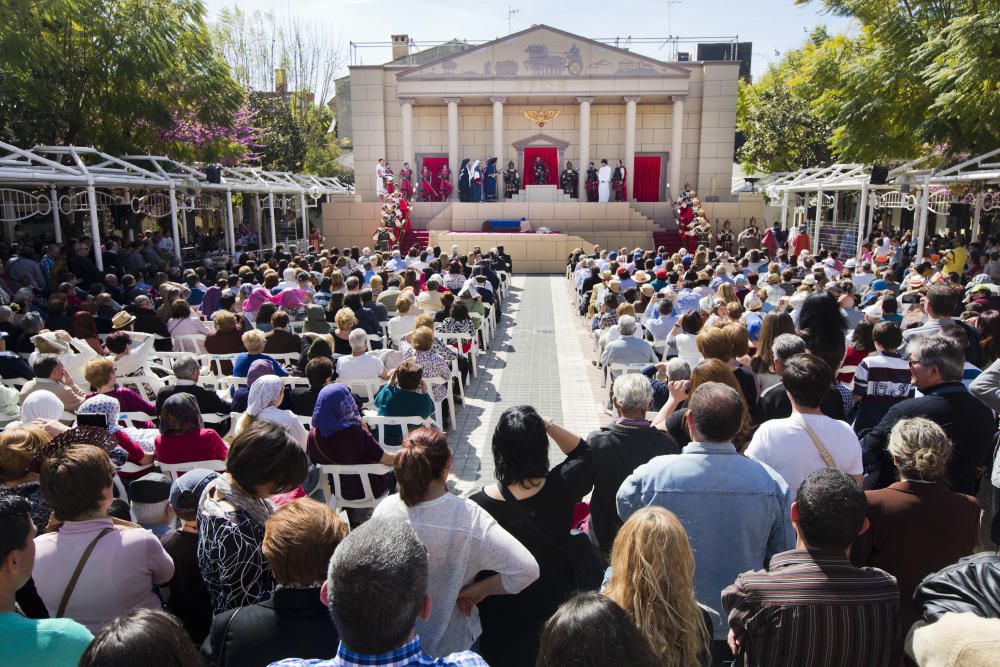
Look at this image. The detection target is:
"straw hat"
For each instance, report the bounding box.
[633,270,651,284]
[608,279,622,294]
[802,274,818,286]
[111,311,136,330]
[640,283,655,297]
[743,292,763,311]
[31,331,70,353]
[599,269,613,281]
[907,274,925,290]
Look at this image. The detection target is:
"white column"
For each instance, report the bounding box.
[168,183,182,261]
[490,96,505,194]
[268,193,278,251]
[972,191,984,240]
[779,190,789,230]
[49,185,62,243]
[299,191,309,244]
[670,96,685,200]
[623,96,639,202]
[813,190,823,255]
[400,98,415,176]
[224,189,236,255]
[577,97,593,199]
[85,184,103,271]
[916,179,931,260]
[444,97,461,197]
[856,183,869,260]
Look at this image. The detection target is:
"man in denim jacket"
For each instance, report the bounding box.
[617,382,793,655]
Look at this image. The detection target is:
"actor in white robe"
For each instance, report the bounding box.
[376,159,388,200]
[598,161,612,203]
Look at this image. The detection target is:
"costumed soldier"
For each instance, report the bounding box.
[439,163,453,201]
[560,161,578,199]
[533,155,548,185]
[719,220,734,254]
[373,226,393,253]
[399,162,414,201]
[419,165,436,202]
[585,162,598,202]
[504,161,520,199]
[612,159,627,201]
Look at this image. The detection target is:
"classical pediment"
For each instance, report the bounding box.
[512,133,570,150]
[397,25,690,81]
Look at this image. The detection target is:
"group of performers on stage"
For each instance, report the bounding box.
[378,155,630,204]
[372,190,411,252]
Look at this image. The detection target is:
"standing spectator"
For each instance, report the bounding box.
[203,498,348,667]
[863,336,995,494]
[853,418,979,661]
[160,469,218,644]
[617,382,793,654]
[373,428,539,657]
[582,373,679,558]
[33,444,175,632]
[0,495,93,665]
[604,506,711,665]
[78,608,203,667]
[470,406,590,666]
[746,354,864,498]
[197,422,308,615]
[268,517,490,667]
[851,321,913,434]
[754,334,846,424]
[536,592,659,667]
[901,285,982,366]
[722,469,899,667]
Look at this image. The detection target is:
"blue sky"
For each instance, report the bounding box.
[203,0,853,80]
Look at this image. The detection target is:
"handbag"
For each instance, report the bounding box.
[498,484,604,592]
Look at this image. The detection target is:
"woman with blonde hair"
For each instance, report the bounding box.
[653,358,752,450]
[604,506,710,666]
[332,307,356,355]
[232,329,287,377]
[852,417,979,649]
[715,282,738,306]
[0,424,55,530]
[749,312,796,390]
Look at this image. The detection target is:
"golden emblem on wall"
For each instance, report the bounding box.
[523,109,561,128]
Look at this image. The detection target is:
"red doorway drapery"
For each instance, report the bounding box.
[633,156,662,202]
[523,147,558,186]
[420,156,450,201]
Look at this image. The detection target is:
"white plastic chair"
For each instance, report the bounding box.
[119,375,171,402]
[318,463,393,511]
[0,377,28,390]
[173,334,206,354]
[602,362,647,388]
[269,352,300,367]
[282,376,310,388]
[296,413,312,429]
[435,332,478,378]
[118,411,157,426]
[344,378,387,407]
[363,414,437,454]
[423,376,454,431]
[158,459,226,482]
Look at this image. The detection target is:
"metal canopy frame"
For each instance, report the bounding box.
[0,141,353,262]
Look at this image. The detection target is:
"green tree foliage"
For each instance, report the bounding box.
[0,0,242,154]
[796,0,1000,160]
[737,29,836,172]
[248,91,306,172]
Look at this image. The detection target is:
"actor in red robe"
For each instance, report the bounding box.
[438,165,453,201]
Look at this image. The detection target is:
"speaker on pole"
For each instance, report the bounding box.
[205,165,222,184]
[870,165,889,185]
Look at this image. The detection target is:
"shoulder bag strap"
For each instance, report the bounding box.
[56,526,113,617]
[498,484,567,557]
[795,413,836,469]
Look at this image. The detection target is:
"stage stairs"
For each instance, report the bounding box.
[399,229,430,254]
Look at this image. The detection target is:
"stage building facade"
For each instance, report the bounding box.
[323,25,761,271]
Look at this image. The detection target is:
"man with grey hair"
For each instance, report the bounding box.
[126,292,171,351]
[618,381,793,655]
[599,315,658,367]
[154,353,230,417]
[273,516,489,666]
[754,333,846,424]
[336,329,389,381]
[581,373,680,558]
[863,335,994,494]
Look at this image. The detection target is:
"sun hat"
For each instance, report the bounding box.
[907,274,925,289]
[111,311,136,330]
[633,270,651,284]
[743,292,763,311]
[844,258,857,269]
[640,284,655,297]
[30,331,70,353]
[608,279,622,294]
[802,274,818,286]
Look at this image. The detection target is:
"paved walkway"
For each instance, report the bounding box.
[449,275,610,493]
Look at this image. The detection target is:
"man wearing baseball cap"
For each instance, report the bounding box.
[161,469,220,644]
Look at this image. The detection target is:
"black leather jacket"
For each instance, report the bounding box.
[913,552,1000,622]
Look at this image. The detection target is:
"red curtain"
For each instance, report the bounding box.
[523,147,558,186]
[633,156,662,202]
[420,156,449,201]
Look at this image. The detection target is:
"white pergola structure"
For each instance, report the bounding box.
[0,141,352,270]
[766,150,1000,261]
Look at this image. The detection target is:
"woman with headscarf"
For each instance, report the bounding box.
[200,284,223,318]
[232,358,284,413]
[154,393,228,464]
[303,304,331,335]
[235,375,307,449]
[307,383,395,527]
[76,394,154,470]
[242,287,276,316]
[9,389,69,437]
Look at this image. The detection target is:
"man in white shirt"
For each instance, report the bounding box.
[597,159,612,203]
[376,158,387,201]
[746,353,863,498]
[337,329,390,381]
[852,261,876,292]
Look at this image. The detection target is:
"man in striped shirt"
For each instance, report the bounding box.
[722,469,899,667]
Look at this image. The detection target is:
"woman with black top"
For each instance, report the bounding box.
[470,405,591,667]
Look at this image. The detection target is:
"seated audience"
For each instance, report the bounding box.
[722,469,899,667]
[204,498,348,666]
[374,427,539,657]
[600,315,658,366]
[83,357,156,416]
[332,307,356,355]
[167,299,213,351]
[128,472,174,538]
[470,405,591,666]
[204,310,247,372]
[302,303,331,335]
[290,357,333,416]
[104,329,157,378]
[0,425,54,531]
[270,516,490,666]
[373,361,436,448]
[0,495,93,665]
[198,422,308,615]
[746,353,863,497]
[76,394,153,468]
[161,469,219,645]
[34,444,174,632]
[536,592,659,667]
[236,375,307,448]
[154,353,232,416]
[388,296,417,347]
[20,354,86,412]
[155,393,229,465]
[336,328,389,381]
[264,310,301,354]
[604,506,711,665]
[233,330,288,377]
